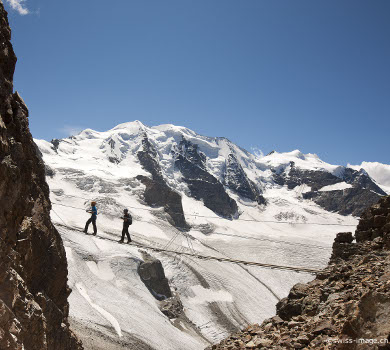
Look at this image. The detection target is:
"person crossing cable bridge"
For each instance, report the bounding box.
[84,201,98,235]
[119,208,132,243]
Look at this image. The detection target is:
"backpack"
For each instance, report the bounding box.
[125,213,132,225]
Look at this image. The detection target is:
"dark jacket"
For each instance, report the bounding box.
[123,213,132,226]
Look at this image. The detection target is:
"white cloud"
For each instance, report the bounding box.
[59,125,85,137]
[348,161,390,189]
[250,146,264,159]
[5,0,29,15]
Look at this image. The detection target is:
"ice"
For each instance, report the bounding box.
[33,121,368,349]
[319,182,353,192]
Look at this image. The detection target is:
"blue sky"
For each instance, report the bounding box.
[4,0,390,165]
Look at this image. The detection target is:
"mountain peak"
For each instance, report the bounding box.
[111,120,147,131]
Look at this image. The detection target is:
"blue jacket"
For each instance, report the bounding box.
[91,206,97,218]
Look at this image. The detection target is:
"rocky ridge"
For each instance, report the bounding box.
[173,137,239,218]
[136,134,188,228]
[208,196,390,350]
[0,3,82,349]
[274,162,386,216]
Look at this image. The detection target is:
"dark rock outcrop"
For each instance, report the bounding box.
[160,293,184,319]
[343,168,385,195]
[174,137,238,218]
[303,186,384,217]
[274,162,385,216]
[50,138,61,152]
[224,154,266,205]
[355,196,390,244]
[273,163,342,191]
[137,135,188,229]
[0,3,82,349]
[208,196,390,349]
[138,252,172,300]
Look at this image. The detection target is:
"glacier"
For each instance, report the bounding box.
[33,121,388,349]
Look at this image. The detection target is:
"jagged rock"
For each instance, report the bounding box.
[355,230,372,243]
[343,168,386,195]
[160,293,183,319]
[137,134,164,182]
[288,283,309,299]
[312,320,337,335]
[50,138,61,152]
[334,232,354,244]
[174,137,238,218]
[137,135,188,228]
[138,252,172,300]
[303,186,383,216]
[0,3,82,349]
[108,156,119,164]
[374,216,387,228]
[136,175,188,229]
[276,298,302,320]
[45,164,56,178]
[273,163,342,190]
[274,162,385,216]
[224,153,266,205]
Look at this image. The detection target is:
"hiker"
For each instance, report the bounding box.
[84,201,98,235]
[119,208,132,243]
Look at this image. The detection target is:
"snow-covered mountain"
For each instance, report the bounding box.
[34,121,388,350]
[349,161,390,194]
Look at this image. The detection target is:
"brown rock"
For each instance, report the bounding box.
[355,230,372,242]
[139,252,172,299]
[245,340,256,348]
[334,232,354,244]
[374,215,387,228]
[0,4,82,349]
[312,320,337,335]
[254,338,273,347]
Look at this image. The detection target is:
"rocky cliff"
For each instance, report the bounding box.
[209,196,390,349]
[136,134,188,229]
[173,137,238,218]
[274,162,385,216]
[0,3,82,349]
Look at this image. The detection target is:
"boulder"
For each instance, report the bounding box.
[138,252,172,300]
[334,232,354,244]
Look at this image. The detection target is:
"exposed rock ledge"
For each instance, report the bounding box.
[208,196,390,350]
[0,2,82,349]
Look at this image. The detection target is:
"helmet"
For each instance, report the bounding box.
[124,208,128,213]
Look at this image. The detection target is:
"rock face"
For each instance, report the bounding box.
[173,137,238,218]
[137,134,188,229]
[274,162,385,216]
[0,3,82,349]
[208,196,390,350]
[303,186,384,217]
[224,154,266,205]
[273,163,342,191]
[138,252,172,300]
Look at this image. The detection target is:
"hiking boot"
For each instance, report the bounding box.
[127,240,132,244]
[93,233,97,236]
[83,230,87,234]
[118,240,124,243]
